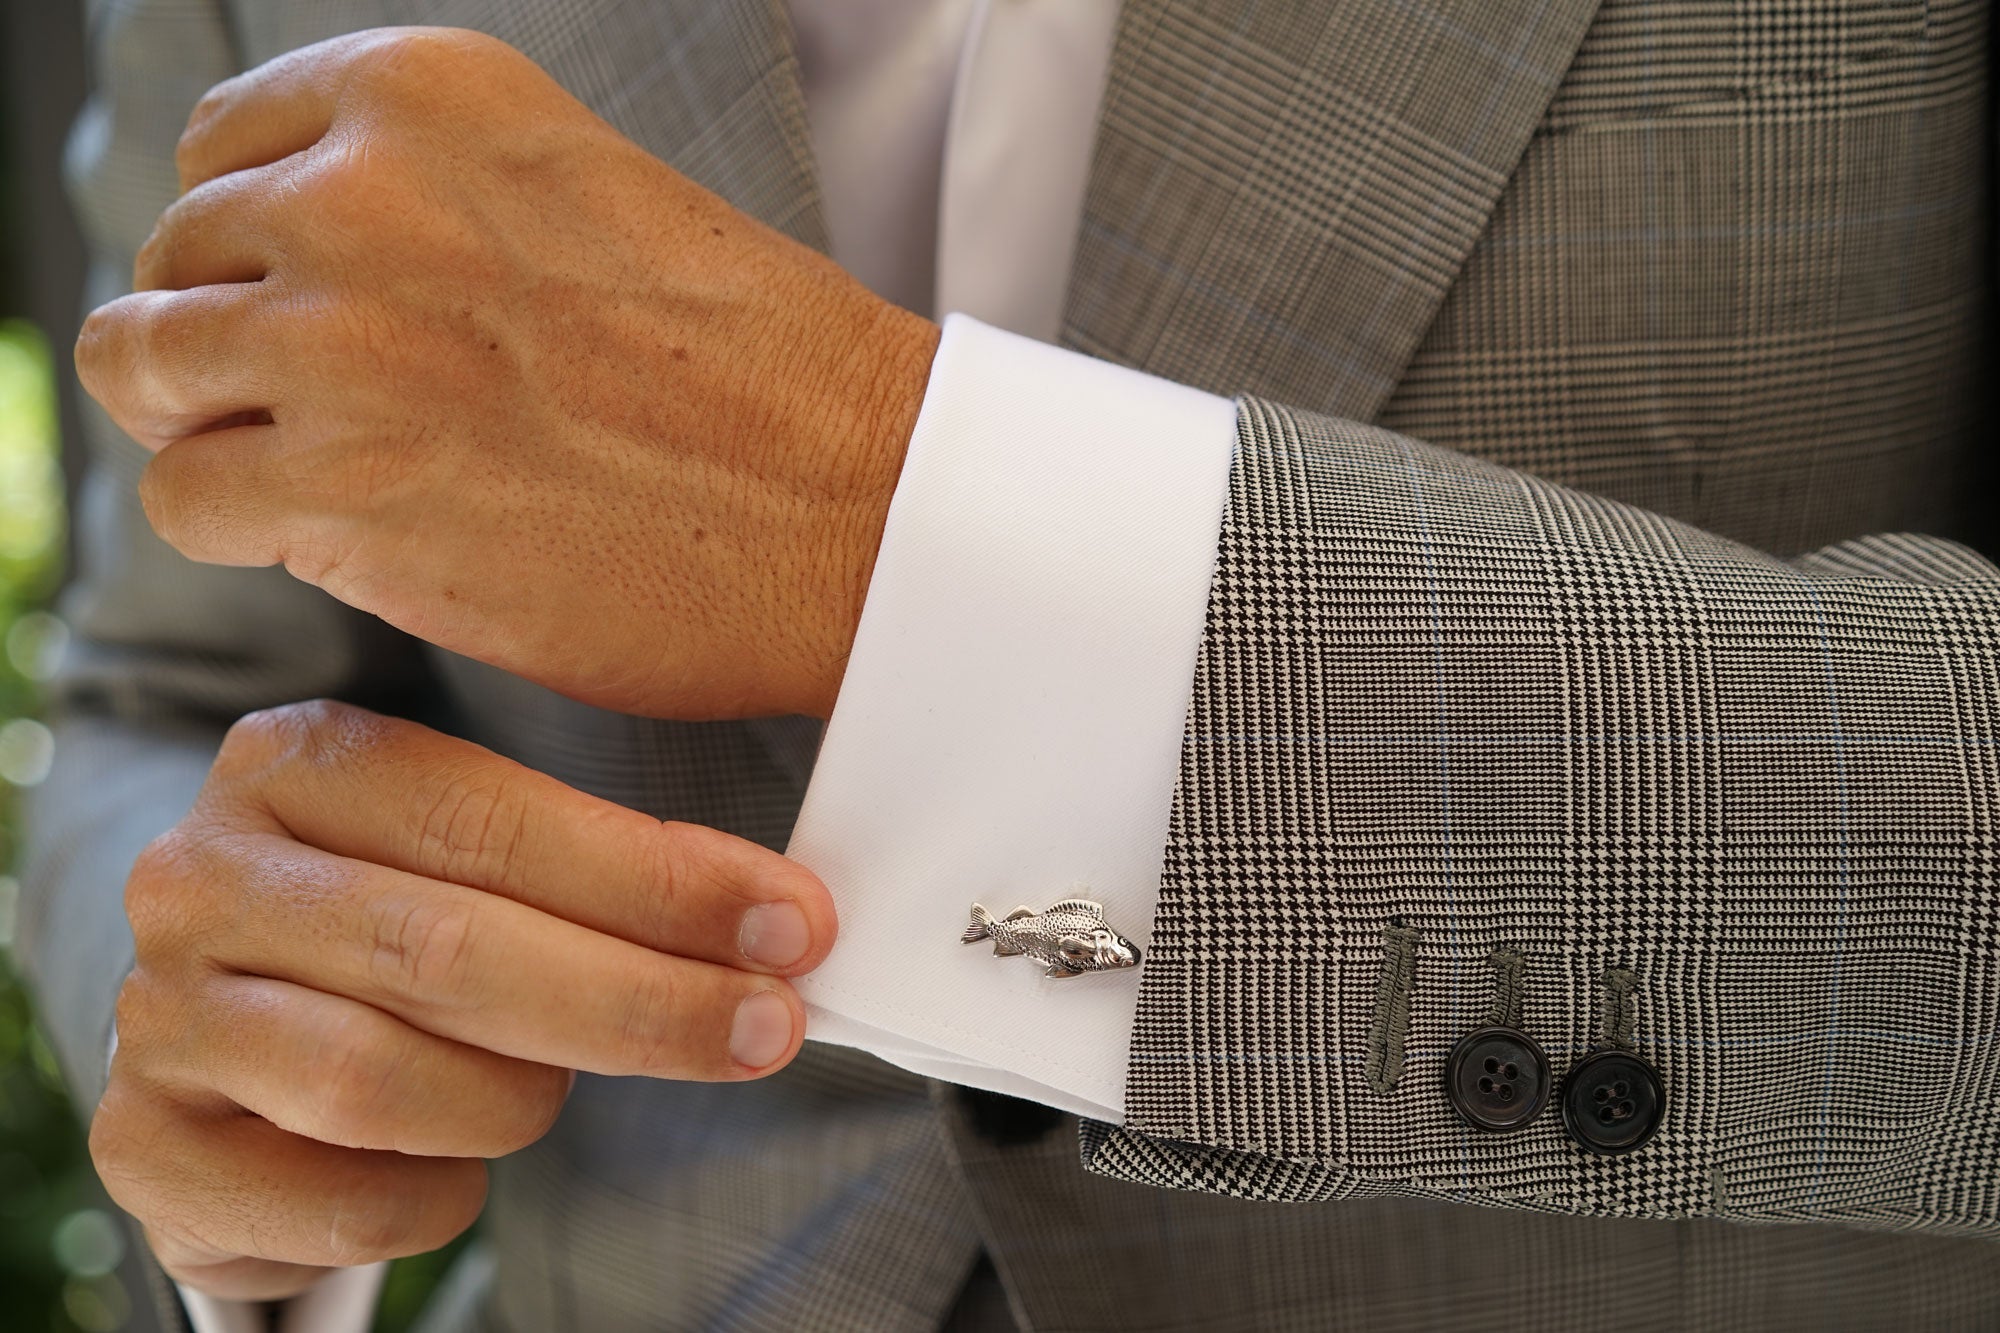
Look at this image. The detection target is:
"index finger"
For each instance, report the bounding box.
[211,702,837,978]
[173,27,447,192]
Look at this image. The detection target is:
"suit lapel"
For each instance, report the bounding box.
[1061,0,1602,421]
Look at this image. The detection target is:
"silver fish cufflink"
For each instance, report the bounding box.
[961,898,1142,979]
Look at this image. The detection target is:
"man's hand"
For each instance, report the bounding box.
[90,700,836,1300]
[74,27,939,721]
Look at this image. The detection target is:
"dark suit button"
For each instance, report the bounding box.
[1444,1026,1551,1132]
[1560,1049,1664,1155]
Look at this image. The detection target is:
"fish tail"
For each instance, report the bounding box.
[961,903,993,944]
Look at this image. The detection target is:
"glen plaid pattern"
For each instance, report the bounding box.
[1073,0,1998,1244]
[1066,0,1986,556]
[1097,401,2000,1235]
[20,0,2000,1329]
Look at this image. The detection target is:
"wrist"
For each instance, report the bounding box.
[799,303,940,718]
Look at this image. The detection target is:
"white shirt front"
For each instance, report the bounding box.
[183,3,1237,1328]
[791,0,1123,339]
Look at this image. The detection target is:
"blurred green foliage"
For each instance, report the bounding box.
[0,319,123,1332]
[0,319,465,1331]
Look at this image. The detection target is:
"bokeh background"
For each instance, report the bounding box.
[0,7,128,1328]
[0,5,454,1329]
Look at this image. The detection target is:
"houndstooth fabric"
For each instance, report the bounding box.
[1092,401,2000,1233]
[19,0,2000,1328]
[1070,0,1999,1243]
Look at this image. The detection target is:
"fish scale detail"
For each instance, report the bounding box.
[961,898,1142,979]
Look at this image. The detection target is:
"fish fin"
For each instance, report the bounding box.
[1004,907,1036,922]
[1044,898,1103,918]
[960,903,992,944]
[1045,962,1082,979]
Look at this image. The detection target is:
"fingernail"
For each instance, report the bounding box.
[729,990,794,1070]
[739,901,812,969]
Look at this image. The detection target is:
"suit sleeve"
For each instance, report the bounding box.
[16,0,432,1113]
[1085,396,2000,1238]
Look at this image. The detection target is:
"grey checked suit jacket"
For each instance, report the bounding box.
[22,0,2000,1328]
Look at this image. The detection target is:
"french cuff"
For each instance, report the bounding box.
[176,1262,386,1333]
[789,314,1236,1123]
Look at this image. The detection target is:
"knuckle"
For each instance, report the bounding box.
[136,449,196,550]
[137,302,205,402]
[302,142,441,277]
[125,831,179,915]
[277,530,362,592]
[320,1189,422,1267]
[270,695,357,749]
[72,307,108,383]
[86,1098,137,1188]
[132,220,176,289]
[72,299,135,398]
[87,1084,170,1215]
[110,973,146,1039]
[319,1157,483,1266]
[290,698,392,765]
[110,969,165,1050]
[626,829,686,948]
[212,705,292,776]
[415,764,529,888]
[763,859,829,916]
[306,133,385,206]
[94,289,171,382]
[125,831,199,949]
[212,705,304,783]
[484,1064,570,1157]
[181,77,238,140]
[277,538,335,588]
[218,699,372,778]
[309,1011,405,1145]
[175,80,237,180]
[613,965,686,1077]
[364,889,481,1001]
[512,1065,573,1150]
[359,27,500,84]
[132,296,181,371]
[138,175,238,282]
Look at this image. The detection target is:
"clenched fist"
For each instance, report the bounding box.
[91,701,835,1300]
[75,27,939,721]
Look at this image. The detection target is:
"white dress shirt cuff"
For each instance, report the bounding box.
[176,1262,386,1333]
[790,314,1237,1123]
